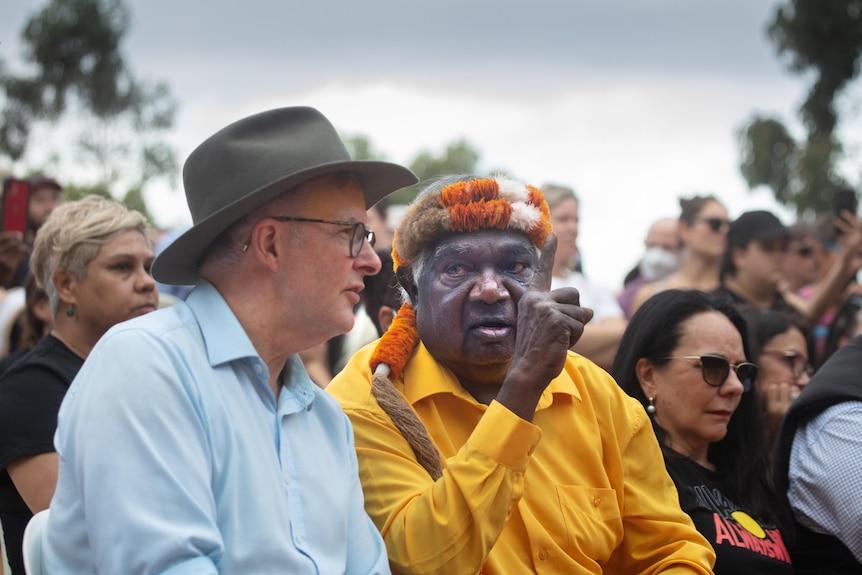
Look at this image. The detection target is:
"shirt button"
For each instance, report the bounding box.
[254,364,263,373]
[295,535,304,546]
[593,497,601,507]
[283,476,290,485]
[538,550,548,560]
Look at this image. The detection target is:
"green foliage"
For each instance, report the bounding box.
[739,116,843,215]
[738,117,797,203]
[390,140,482,204]
[0,0,177,222]
[344,134,385,161]
[738,0,862,215]
[122,186,152,221]
[59,182,113,202]
[769,0,862,139]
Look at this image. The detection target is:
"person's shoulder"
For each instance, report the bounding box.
[326,342,376,408]
[631,279,660,314]
[564,351,615,381]
[0,336,78,387]
[563,352,644,410]
[97,302,194,348]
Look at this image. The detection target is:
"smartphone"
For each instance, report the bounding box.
[833,187,858,237]
[1,178,30,235]
[834,187,858,216]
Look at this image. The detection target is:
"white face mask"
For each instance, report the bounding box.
[639,246,680,281]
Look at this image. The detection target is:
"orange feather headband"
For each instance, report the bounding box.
[391,176,552,272]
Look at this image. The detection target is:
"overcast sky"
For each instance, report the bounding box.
[3,0,862,288]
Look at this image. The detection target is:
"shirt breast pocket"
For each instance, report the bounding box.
[556,485,622,563]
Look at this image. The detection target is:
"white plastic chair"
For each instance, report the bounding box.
[22,509,49,575]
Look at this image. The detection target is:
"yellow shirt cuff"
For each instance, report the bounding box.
[467,400,542,471]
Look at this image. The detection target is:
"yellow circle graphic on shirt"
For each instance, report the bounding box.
[731,511,766,538]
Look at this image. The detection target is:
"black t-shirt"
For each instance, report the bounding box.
[665,455,794,575]
[0,334,83,574]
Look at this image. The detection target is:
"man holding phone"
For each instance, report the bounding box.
[0,175,37,288]
[1,174,62,288]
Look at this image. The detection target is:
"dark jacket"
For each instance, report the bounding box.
[773,335,862,574]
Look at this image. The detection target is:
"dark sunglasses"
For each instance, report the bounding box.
[760,350,813,380]
[656,354,757,392]
[697,217,730,233]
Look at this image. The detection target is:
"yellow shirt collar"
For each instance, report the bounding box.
[400,342,582,409]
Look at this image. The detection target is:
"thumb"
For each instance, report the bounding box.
[529,232,557,293]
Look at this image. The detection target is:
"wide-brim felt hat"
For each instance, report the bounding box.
[152,106,418,285]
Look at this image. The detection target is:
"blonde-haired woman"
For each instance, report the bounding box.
[0,195,157,574]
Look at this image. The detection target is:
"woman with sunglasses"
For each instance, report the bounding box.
[739,307,813,454]
[631,195,729,315]
[612,289,794,574]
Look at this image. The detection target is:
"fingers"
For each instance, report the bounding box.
[529,232,557,293]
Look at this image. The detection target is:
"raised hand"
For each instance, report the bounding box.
[0,232,29,287]
[497,232,593,421]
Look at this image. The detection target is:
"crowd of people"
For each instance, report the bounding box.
[1,106,861,574]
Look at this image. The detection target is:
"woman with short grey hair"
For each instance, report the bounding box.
[0,194,158,574]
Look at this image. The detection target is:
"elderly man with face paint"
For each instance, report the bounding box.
[327,175,716,575]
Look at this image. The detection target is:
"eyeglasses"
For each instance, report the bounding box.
[255,216,374,258]
[697,217,730,233]
[795,245,815,257]
[760,350,813,380]
[656,354,758,392]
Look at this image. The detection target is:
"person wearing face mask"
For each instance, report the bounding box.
[631,195,729,316]
[618,217,680,318]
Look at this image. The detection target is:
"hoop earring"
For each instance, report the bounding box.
[66,305,75,317]
[647,396,656,415]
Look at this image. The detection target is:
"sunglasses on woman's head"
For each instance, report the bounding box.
[656,354,757,392]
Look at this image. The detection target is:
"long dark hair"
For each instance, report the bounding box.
[611,289,789,530]
[739,306,813,367]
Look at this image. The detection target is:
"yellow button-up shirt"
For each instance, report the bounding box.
[328,343,715,575]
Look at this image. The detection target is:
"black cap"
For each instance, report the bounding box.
[728,210,789,248]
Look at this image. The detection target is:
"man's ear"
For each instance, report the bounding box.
[378,305,396,334]
[731,245,747,272]
[395,266,418,305]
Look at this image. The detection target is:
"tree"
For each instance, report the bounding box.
[344,134,386,162]
[0,0,178,220]
[392,139,482,204]
[737,0,862,216]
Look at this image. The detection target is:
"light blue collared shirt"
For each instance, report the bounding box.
[788,400,862,562]
[44,280,390,574]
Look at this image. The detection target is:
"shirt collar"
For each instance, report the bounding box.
[185,279,260,367]
[401,342,581,409]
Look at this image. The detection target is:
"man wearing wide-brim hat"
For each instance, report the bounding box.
[44,106,417,573]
